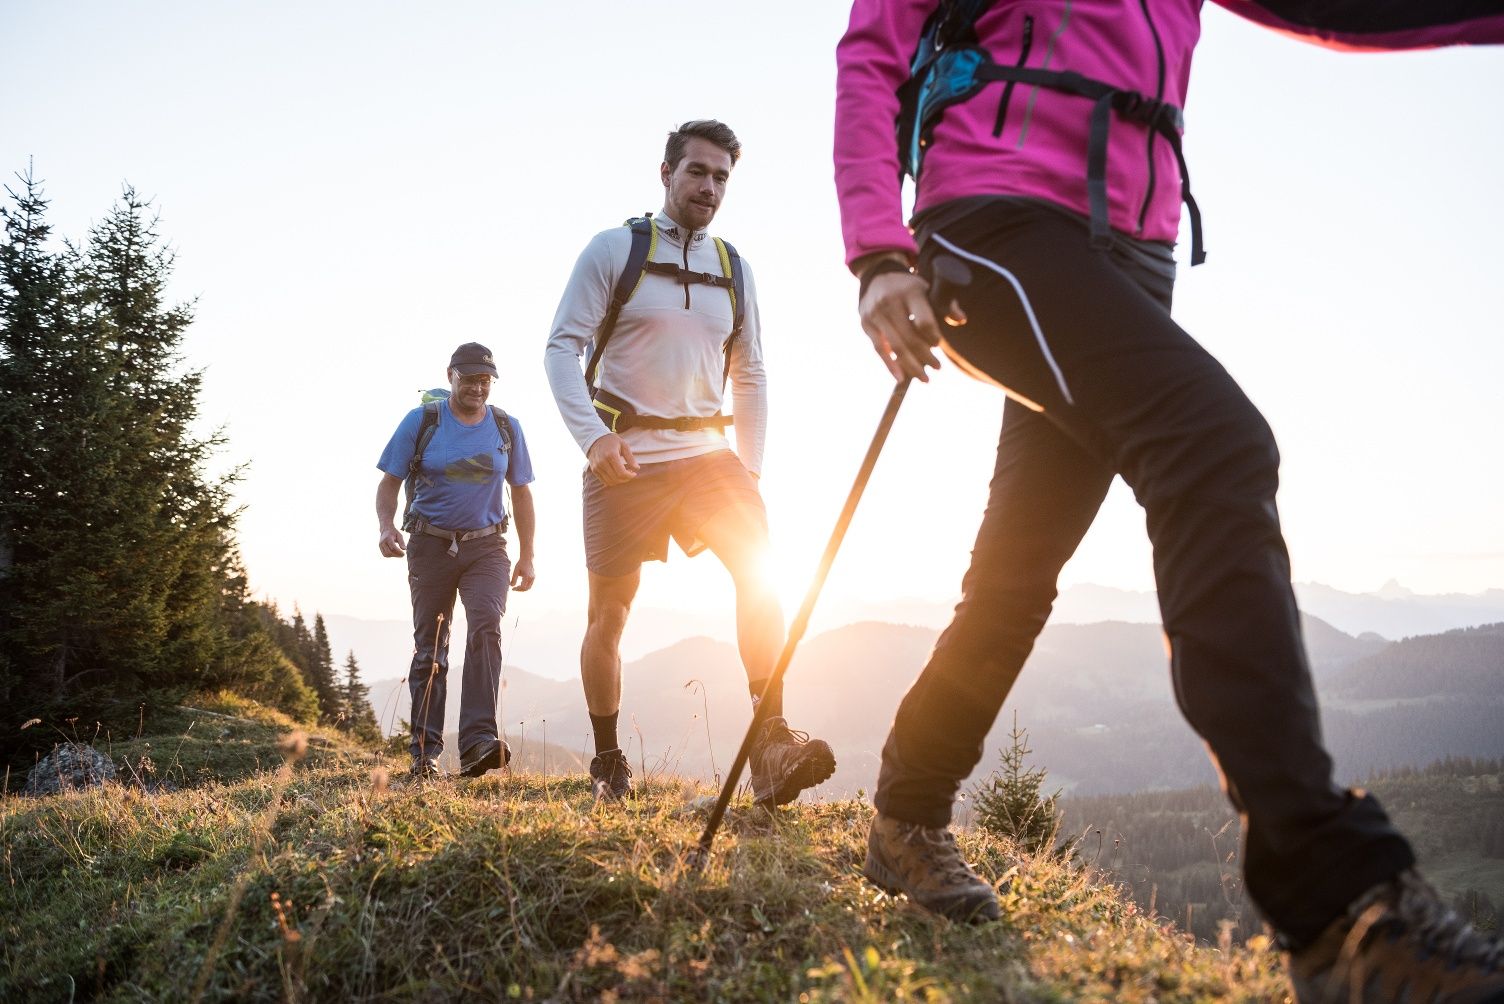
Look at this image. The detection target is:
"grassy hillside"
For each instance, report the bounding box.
[3,702,1293,1002]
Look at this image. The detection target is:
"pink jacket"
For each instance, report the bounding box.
[835,0,1504,266]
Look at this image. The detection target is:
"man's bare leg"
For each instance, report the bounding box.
[697,502,834,804]
[696,502,783,707]
[583,568,639,799]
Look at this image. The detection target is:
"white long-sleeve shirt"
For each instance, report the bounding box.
[543,214,767,475]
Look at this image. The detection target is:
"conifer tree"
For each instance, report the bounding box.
[0,167,72,706]
[290,608,313,678]
[0,175,241,706]
[310,614,340,721]
[212,573,320,723]
[339,650,381,742]
[970,712,1066,856]
[77,185,238,691]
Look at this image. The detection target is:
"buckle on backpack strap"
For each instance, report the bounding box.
[592,392,627,432]
[1109,90,1182,131]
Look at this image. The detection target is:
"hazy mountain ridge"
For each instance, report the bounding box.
[1294,581,1504,639]
[364,613,1504,799]
[1045,581,1504,641]
[326,581,1504,702]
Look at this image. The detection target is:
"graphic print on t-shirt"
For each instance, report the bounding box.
[446,453,496,484]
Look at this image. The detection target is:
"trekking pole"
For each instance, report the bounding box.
[689,256,972,870]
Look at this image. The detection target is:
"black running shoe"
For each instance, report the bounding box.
[590,748,633,802]
[749,716,836,806]
[459,737,511,778]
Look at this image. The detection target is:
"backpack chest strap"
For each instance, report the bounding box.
[642,260,735,288]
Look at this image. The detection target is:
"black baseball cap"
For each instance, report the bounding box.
[449,342,498,377]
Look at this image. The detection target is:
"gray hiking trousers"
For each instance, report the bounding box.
[405,530,510,762]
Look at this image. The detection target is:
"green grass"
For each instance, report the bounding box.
[3,702,1293,1002]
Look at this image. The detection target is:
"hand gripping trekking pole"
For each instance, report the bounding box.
[689,256,972,869]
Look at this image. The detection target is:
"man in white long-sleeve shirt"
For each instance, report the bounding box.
[544,119,835,806]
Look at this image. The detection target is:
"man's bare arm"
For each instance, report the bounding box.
[376,474,406,557]
[510,483,536,591]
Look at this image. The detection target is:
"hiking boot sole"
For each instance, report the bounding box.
[756,740,837,807]
[863,849,1002,923]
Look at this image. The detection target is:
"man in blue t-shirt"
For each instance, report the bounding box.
[376,342,536,779]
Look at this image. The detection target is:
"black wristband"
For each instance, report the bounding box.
[857,257,914,302]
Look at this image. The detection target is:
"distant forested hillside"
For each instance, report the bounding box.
[1326,622,1504,699]
[1061,758,1504,945]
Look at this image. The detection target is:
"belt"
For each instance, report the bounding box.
[410,520,506,557]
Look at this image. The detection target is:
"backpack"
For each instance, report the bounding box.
[896,0,1205,264]
[583,214,747,394]
[402,389,512,532]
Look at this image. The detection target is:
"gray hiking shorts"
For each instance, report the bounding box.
[583,448,764,578]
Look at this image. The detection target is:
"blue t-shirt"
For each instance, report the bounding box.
[378,402,535,531]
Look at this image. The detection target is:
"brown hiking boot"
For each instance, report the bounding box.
[1288,869,1504,1003]
[589,748,633,803]
[748,716,836,806]
[863,811,1001,922]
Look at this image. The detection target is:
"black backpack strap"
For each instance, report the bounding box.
[403,401,443,531]
[584,216,657,389]
[892,0,1210,263]
[584,216,748,414]
[640,260,735,288]
[488,405,512,454]
[489,405,513,532]
[972,63,1204,265]
[933,0,991,48]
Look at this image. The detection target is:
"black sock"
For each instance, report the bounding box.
[750,677,783,721]
[590,711,619,756]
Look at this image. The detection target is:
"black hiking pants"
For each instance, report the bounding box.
[873,199,1414,947]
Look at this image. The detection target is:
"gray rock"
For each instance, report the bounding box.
[23,742,117,796]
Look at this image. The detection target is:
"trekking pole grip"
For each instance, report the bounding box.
[926,254,972,325]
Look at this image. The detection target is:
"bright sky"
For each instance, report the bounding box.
[5,2,1502,642]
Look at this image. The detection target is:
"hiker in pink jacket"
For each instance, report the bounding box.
[835,2,1504,1000]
